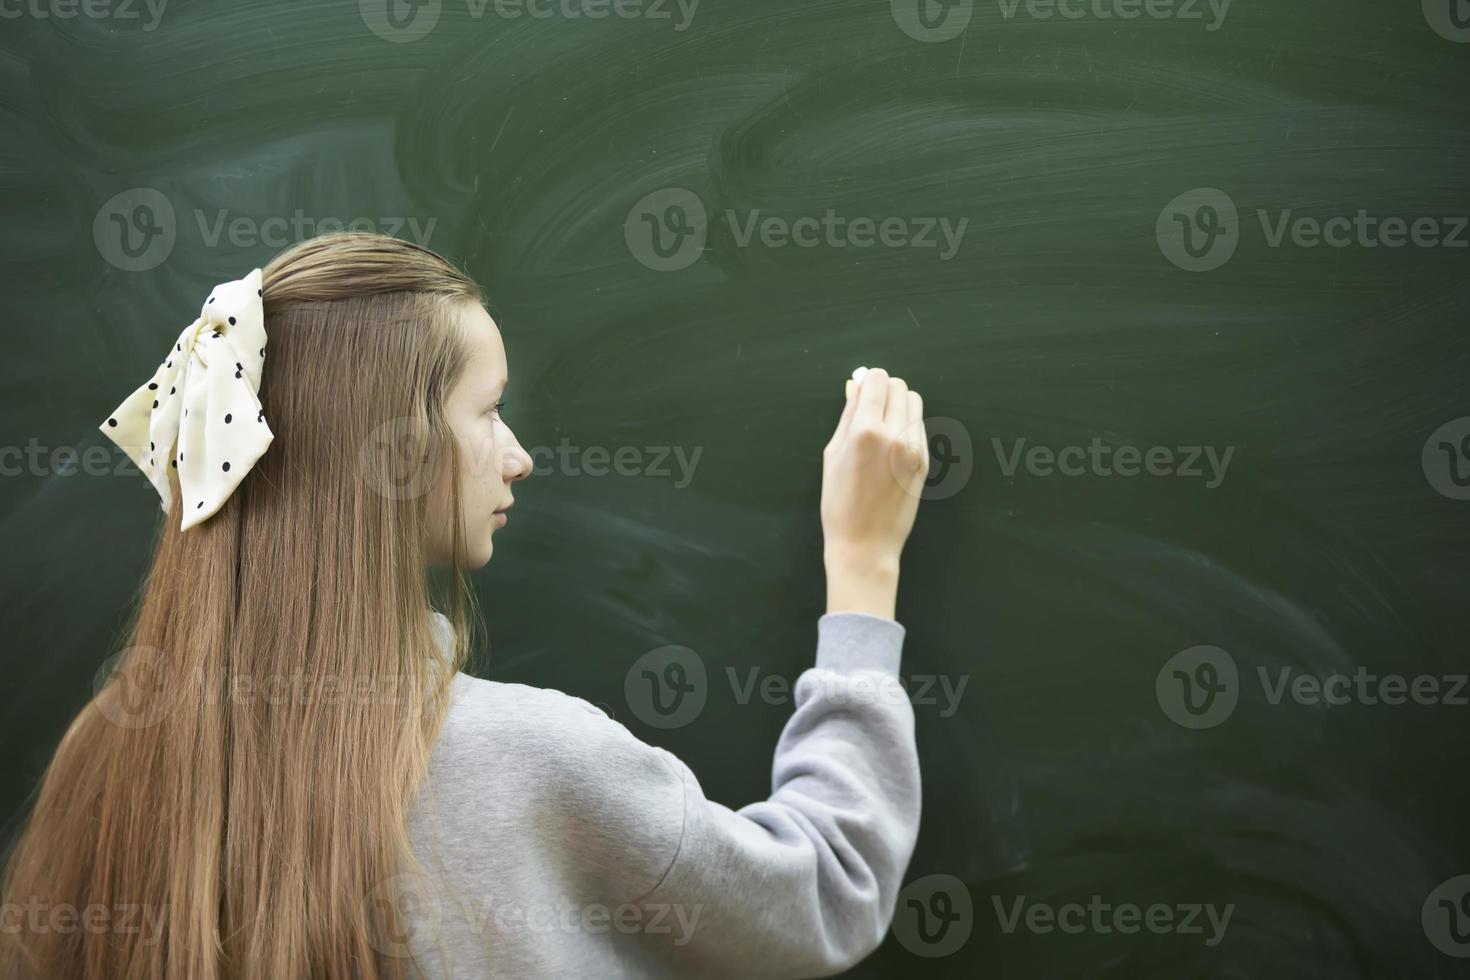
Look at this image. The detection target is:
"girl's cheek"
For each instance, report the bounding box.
[462,427,497,479]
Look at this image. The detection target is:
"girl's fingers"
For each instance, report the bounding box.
[906,390,926,460]
[854,367,890,429]
[884,376,909,434]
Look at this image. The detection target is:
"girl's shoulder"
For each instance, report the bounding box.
[446,670,609,729]
[423,671,687,846]
[434,670,658,776]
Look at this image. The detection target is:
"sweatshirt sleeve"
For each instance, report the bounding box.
[557,612,922,978]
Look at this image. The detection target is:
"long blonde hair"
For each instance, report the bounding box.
[2,232,488,979]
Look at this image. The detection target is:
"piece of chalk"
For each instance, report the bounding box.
[845,366,869,399]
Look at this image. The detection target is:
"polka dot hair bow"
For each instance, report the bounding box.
[99,268,274,531]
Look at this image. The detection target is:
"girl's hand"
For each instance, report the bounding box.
[820,367,929,618]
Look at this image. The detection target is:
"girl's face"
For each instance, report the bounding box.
[426,302,532,568]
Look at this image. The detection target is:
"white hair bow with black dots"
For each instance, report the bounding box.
[100,268,274,531]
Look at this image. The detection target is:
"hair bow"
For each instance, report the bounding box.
[100,269,274,531]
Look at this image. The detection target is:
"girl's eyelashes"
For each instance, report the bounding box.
[489,399,506,418]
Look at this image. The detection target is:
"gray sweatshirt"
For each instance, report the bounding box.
[400,611,921,979]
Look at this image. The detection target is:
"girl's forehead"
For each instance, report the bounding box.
[456,303,508,390]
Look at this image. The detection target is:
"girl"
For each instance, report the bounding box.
[1,232,930,979]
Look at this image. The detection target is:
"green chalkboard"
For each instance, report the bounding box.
[3,0,1469,976]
